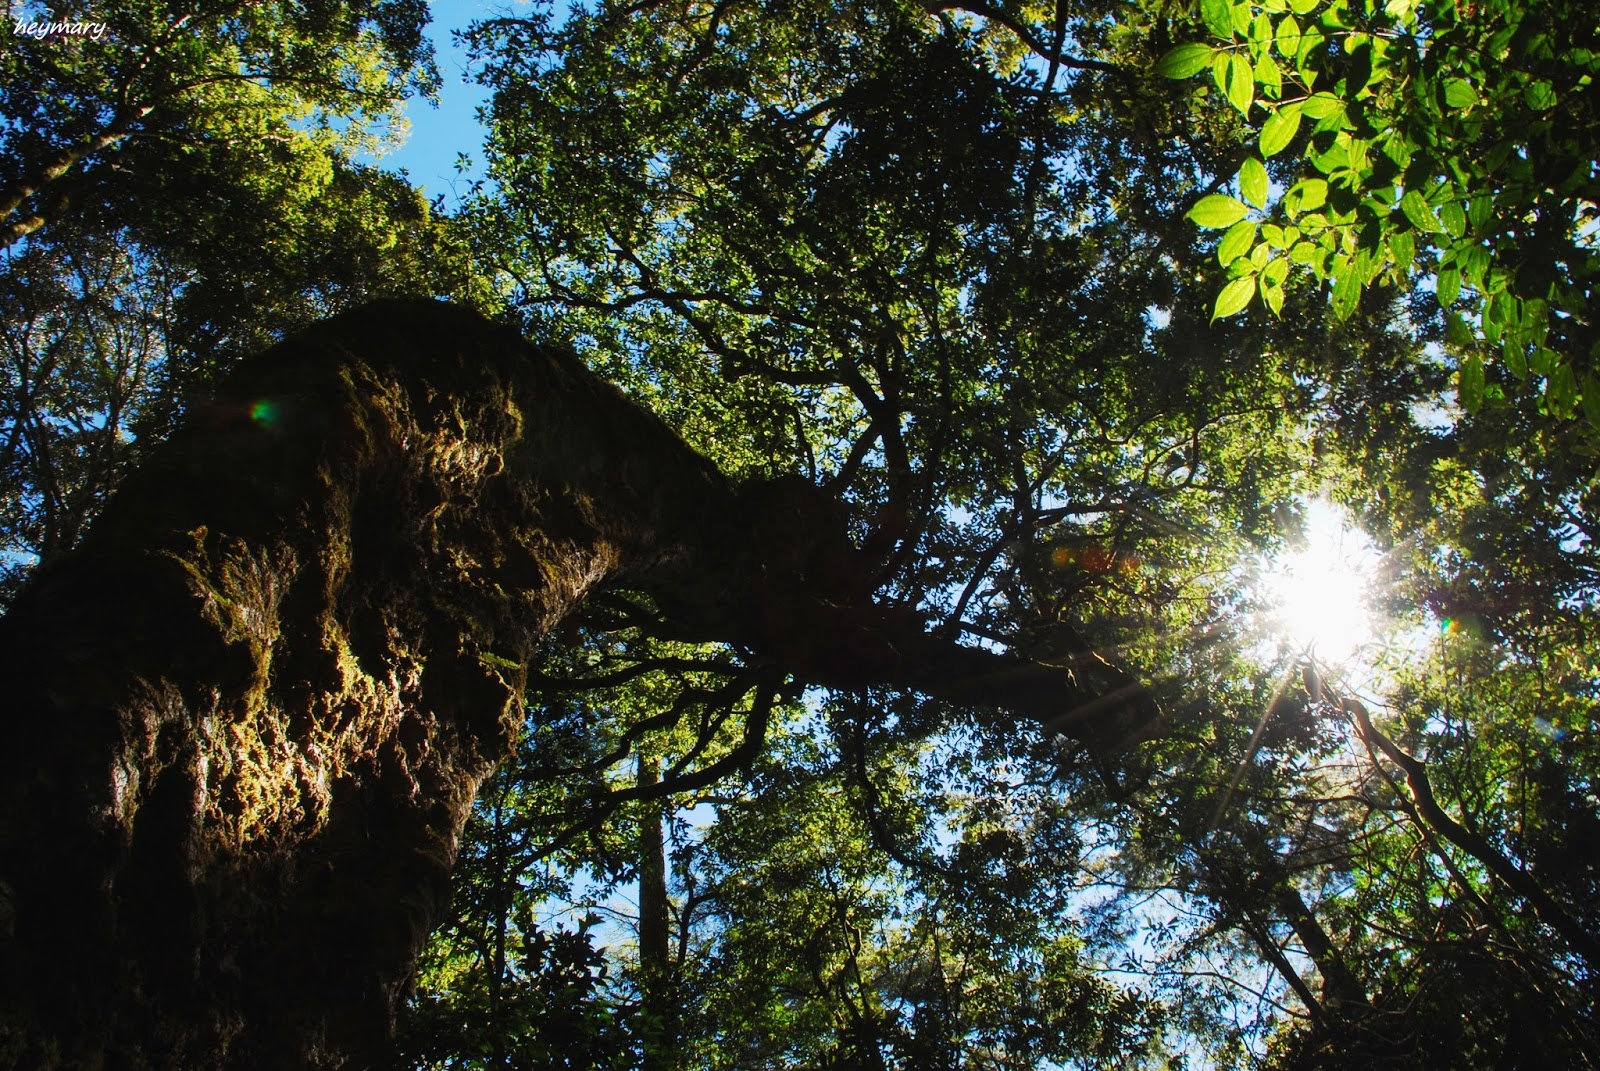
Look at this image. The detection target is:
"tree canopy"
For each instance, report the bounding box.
[1,1,1597,1068]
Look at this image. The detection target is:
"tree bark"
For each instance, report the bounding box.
[0,299,1154,1068]
[637,757,677,1071]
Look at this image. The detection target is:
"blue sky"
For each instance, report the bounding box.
[376,0,502,205]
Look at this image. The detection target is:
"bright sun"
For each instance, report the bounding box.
[1258,500,1377,663]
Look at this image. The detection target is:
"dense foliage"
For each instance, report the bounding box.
[1162,0,1599,430]
[3,0,1596,1067]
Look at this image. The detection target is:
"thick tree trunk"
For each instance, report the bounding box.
[0,300,747,1068]
[0,299,1153,1068]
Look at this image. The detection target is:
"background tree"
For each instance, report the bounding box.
[1,0,483,602]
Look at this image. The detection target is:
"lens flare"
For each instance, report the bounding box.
[1259,501,1376,662]
[250,399,280,427]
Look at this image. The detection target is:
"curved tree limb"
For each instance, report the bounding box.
[1345,696,1600,970]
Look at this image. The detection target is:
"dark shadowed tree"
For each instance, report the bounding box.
[0,299,1156,1067]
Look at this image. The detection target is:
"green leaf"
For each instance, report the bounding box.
[1214,275,1257,319]
[1259,103,1302,156]
[1521,299,1549,347]
[1581,374,1600,429]
[1300,92,1344,119]
[1462,246,1490,292]
[1546,363,1577,418]
[1318,3,1353,30]
[1442,78,1477,109]
[1248,12,1272,56]
[1523,80,1556,110]
[1228,53,1255,114]
[1399,189,1441,232]
[1459,352,1485,411]
[1296,24,1327,72]
[1387,228,1414,268]
[1289,0,1319,12]
[1255,52,1284,97]
[1262,278,1286,315]
[1202,0,1235,38]
[1239,157,1269,209]
[1275,14,1302,58]
[1218,219,1259,264]
[1157,43,1217,79]
[1230,1,1255,38]
[1188,193,1252,228]
[1444,311,1474,348]
[1466,194,1492,232]
[1502,339,1528,379]
[1436,266,1460,307]
[1284,177,1328,215]
[1438,200,1466,238]
[1331,266,1360,319]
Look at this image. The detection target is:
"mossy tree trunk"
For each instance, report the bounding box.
[0,300,1151,1069]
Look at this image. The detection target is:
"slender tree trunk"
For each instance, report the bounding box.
[488,785,510,1071]
[637,756,677,1071]
[1272,885,1369,1016]
[0,299,1153,1068]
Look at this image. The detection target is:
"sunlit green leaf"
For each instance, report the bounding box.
[1255,52,1284,97]
[1188,193,1252,228]
[1261,278,1285,315]
[1230,0,1255,37]
[1399,189,1441,232]
[1284,177,1328,215]
[1157,43,1217,79]
[1228,53,1255,114]
[1239,157,1269,208]
[1387,228,1414,268]
[1213,274,1257,319]
[1218,219,1259,264]
[1295,24,1327,72]
[1259,103,1302,156]
[1274,14,1302,58]
[1202,0,1235,38]
[1331,265,1360,318]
